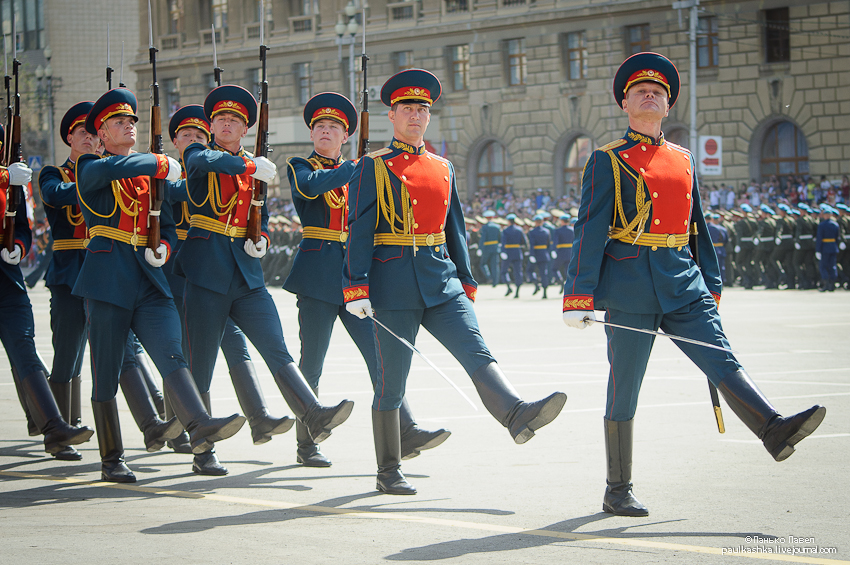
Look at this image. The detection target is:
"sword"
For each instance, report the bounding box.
[584,317,738,354]
[367,312,478,411]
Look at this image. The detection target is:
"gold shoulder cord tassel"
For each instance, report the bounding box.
[606,150,651,244]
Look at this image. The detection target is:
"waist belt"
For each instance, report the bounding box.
[713,242,724,247]
[799,235,813,239]
[303,226,348,243]
[191,215,247,238]
[504,244,521,249]
[740,237,754,241]
[822,238,836,243]
[780,234,794,239]
[176,229,188,241]
[89,225,147,247]
[483,240,499,245]
[533,245,548,249]
[53,238,88,251]
[608,228,689,248]
[556,243,573,248]
[374,232,446,247]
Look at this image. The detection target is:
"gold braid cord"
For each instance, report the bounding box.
[307,157,347,211]
[606,150,651,244]
[373,157,409,234]
[57,167,86,227]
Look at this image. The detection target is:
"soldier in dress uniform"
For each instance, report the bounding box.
[834,203,850,288]
[563,53,826,516]
[551,213,574,291]
[527,213,552,298]
[736,204,757,288]
[793,204,819,289]
[500,213,528,298]
[815,206,841,291]
[176,85,354,453]
[706,213,727,285]
[770,204,796,289]
[754,204,778,288]
[284,92,449,467]
[477,210,501,286]
[343,69,567,495]
[75,88,246,482]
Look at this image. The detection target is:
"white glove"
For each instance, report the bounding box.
[841,242,847,251]
[346,298,373,320]
[734,245,741,253]
[815,252,822,260]
[500,252,508,260]
[774,238,781,246]
[550,250,557,259]
[144,244,168,267]
[563,310,596,329]
[529,255,537,263]
[7,162,32,186]
[251,156,277,184]
[244,237,268,258]
[1,245,22,265]
[476,248,483,256]
[165,156,182,182]
[794,242,801,250]
[753,237,759,246]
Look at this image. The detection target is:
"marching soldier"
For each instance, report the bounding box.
[500,213,528,298]
[478,210,501,286]
[343,69,567,495]
[75,88,245,482]
[706,213,728,285]
[735,204,757,288]
[770,204,796,289]
[551,214,574,290]
[754,204,778,288]
[527,213,551,298]
[815,206,841,291]
[835,203,850,288]
[793,204,819,289]
[176,85,354,452]
[563,53,825,516]
[284,92,449,467]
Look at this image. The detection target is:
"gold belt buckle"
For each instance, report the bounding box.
[340,232,348,243]
[666,234,676,247]
[229,226,238,237]
[425,233,435,246]
[130,234,139,246]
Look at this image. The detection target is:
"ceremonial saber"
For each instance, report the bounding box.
[585,317,737,354]
[367,313,478,411]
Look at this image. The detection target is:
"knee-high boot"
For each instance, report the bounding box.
[718,370,826,461]
[373,408,416,495]
[602,417,648,516]
[295,385,332,467]
[11,366,39,436]
[192,393,229,476]
[91,398,135,483]
[272,363,353,443]
[230,360,293,444]
[163,388,193,453]
[162,367,246,454]
[48,379,82,461]
[120,367,182,452]
[22,370,94,454]
[135,354,165,418]
[470,362,566,444]
[399,398,450,460]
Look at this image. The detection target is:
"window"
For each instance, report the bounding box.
[477,141,513,193]
[293,0,319,15]
[391,4,414,21]
[0,0,45,50]
[200,0,228,36]
[506,38,527,86]
[764,7,790,63]
[563,31,587,81]
[168,0,183,35]
[395,51,414,72]
[503,0,525,6]
[164,78,180,119]
[697,17,719,68]
[295,62,312,105]
[761,121,808,178]
[564,136,591,196]
[448,45,469,91]
[445,0,467,13]
[625,24,650,55]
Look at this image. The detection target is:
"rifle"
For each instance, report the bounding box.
[356,5,369,159]
[3,15,22,253]
[247,0,269,244]
[106,24,113,89]
[3,34,11,166]
[146,0,164,257]
[211,24,222,87]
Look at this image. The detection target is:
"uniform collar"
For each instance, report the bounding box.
[391,138,426,155]
[309,151,343,167]
[210,141,246,157]
[625,127,665,147]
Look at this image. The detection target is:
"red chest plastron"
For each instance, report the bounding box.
[385,153,451,233]
[327,184,348,231]
[619,143,693,234]
[62,166,88,239]
[116,176,151,236]
[216,172,253,227]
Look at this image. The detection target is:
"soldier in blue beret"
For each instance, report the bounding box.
[816,207,841,291]
[563,53,826,516]
[527,213,552,298]
[551,214,574,291]
[500,213,528,298]
[793,204,819,289]
[771,204,796,288]
[754,204,778,288]
[176,85,354,457]
[735,204,758,288]
[343,69,567,495]
[478,210,501,287]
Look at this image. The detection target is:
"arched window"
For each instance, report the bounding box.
[477,141,513,193]
[761,121,808,179]
[564,136,591,196]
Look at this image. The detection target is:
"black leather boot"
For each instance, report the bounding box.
[272,363,353,444]
[373,408,416,495]
[192,393,229,476]
[162,367,246,454]
[120,367,182,452]
[11,366,39,436]
[718,370,826,461]
[542,286,548,299]
[470,362,566,444]
[514,285,521,299]
[504,285,512,297]
[163,388,192,454]
[136,354,165,418]
[399,398,450,460]
[295,385,332,467]
[91,398,135,483]
[70,375,82,426]
[22,370,94,454]
[230,360,293,444]
[48,379,82,461]
[602,418,649,516]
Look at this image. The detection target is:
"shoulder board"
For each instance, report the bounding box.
[426,151,450,165]
[665,141,692,156]
[597,139,627,152]
[366,148,392,159]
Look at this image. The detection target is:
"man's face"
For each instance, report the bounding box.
[173,127,209,156]
[621,81,669,122]
[67,125,97,155]
[98,115,137,150]
[388,102,431,142]
[310,119,348,157]
[211,112,247,146]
